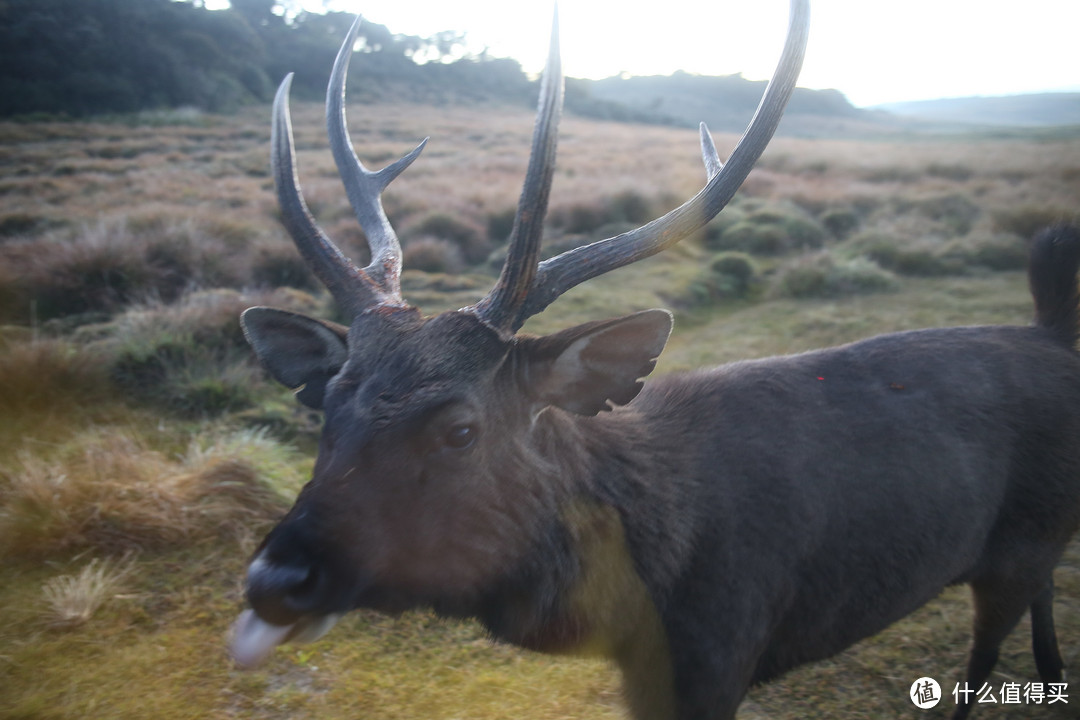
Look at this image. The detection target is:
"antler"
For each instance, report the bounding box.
[470,0,811,334]
[468,9,563,333]
[273,3,807,330]
[271,16,426,318]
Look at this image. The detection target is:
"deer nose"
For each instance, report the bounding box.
[245,552,325,625]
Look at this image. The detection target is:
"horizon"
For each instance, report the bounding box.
[203,0,1080,108]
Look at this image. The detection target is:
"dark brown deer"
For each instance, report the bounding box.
[230,2,1080,718]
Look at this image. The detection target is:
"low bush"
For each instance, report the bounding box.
[250,240,318,290]
[895,192,980,236]
[706,202,827,255]
[845,230,963,277]
[0,214,255,322]
[405,213,490,265]
[992,205,1074,239]
[0,337,112,418]
[403,237,465,274]
[819,207,860,240]
[486,207,517,244]
[548,190,657,237]
[101,289,310,418]
[686,253,759,305]
[772,252,897,299]
[943,232,1028,272]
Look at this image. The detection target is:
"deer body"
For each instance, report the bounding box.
[613,321,1080,714]
[228,2,1080,718]
[445,312,1080,717]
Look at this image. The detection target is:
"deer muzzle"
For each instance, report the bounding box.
[229,549,347,667]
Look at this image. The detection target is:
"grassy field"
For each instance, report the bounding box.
[1,100,1080,719]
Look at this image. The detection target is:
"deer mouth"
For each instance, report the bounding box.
[228,608,341,668]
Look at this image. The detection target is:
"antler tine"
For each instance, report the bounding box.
[271,73,385,318]
[509,0,810,331]
[700,122,723,180]
[468,7,564,335]
[327,16,427,302]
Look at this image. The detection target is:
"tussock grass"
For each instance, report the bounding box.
[706,199,828,256]
[42,555,135,628]
[685,252,760,306]
[0,337,129,458]
[100,287,320,418]
[772,251,898,299]
[0,427,293,559]
[0,338,111,415]
[0,214,260,322]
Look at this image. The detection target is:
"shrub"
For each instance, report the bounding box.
[773,252,897,299]
[102,289,288,418]
[486,207,517,244]
[846,231,957,277]
[687,253,759,305]
[819,207,860,240]
[608,190,655,225]
[926,163,974,182]
[896,193,980,236]
[553,202,609,235]
[860,167,919,184]
[943,232,1028,272]
[992,205,1074,239]
[0,215,252,322]
[250,241,318,290]
[406,213,490,264]
[549,191,658,237]
[716,221,790,255]
[0,212,55,238]
[403,237,465,274]
[0,338,112,417]
[703,206,749,249]
[706,202,827,256]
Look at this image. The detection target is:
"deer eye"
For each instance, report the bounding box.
[443,424,476,450]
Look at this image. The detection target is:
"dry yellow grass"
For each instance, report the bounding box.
[41,554,135,628]
[0,428,295,558]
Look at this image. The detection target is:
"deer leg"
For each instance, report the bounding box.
[1029,580,1066,684]
[951,577,1040,720]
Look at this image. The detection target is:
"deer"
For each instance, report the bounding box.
[228,1,1080,718]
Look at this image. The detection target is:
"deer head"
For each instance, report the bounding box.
[232,1,809,667]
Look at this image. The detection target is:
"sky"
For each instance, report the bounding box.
[212,0,1080,107]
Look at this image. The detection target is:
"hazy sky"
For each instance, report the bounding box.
[219,0,1080,107]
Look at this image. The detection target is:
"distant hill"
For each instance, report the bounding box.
[875,93,1080,128]
[566,74,1080,138]
[572,71,877,137]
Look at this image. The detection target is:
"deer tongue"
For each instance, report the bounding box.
[228,609,341,668]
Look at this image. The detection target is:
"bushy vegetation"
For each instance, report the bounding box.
[705,199,828,255]
[772,252,898,299]
[686,252,759,306]
[1,97,1078,719]
[0,0,536,118]
[0,427,293,558]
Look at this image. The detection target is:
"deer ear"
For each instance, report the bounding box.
[241,307,348,409]
[525,309,673,416]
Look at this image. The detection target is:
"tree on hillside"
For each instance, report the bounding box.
[0,0,271,115]
[0,0,531,118]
